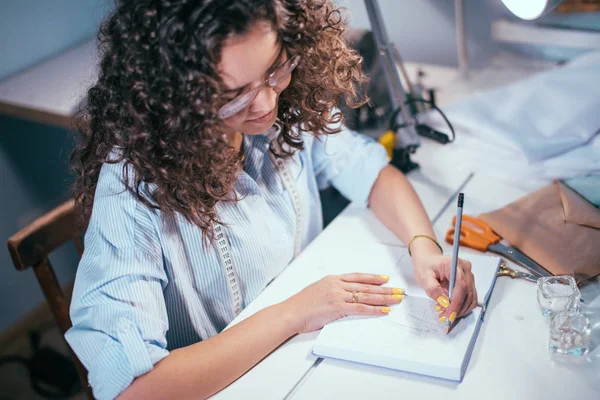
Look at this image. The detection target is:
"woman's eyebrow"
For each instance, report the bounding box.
[225,44,285,93]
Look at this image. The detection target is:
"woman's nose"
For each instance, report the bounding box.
[249,86,277,114]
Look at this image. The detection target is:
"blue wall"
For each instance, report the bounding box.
[0,1,110,334]
[0,0,108,80]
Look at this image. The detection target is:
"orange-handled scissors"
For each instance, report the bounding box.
[445,215,551,278]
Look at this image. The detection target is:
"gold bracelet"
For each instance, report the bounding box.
[408,235,443,256]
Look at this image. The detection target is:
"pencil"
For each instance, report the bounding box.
[447,193,464,327]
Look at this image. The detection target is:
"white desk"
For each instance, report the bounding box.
[212,138,600,400]
[291,174,600,400]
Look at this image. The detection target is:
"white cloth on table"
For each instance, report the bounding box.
[422,50,600,185]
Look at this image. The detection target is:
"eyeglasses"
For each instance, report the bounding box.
[218,55,301,120]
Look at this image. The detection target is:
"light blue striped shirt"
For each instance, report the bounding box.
[65,124,388,399]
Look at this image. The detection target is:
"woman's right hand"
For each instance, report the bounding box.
[282,273,405,334]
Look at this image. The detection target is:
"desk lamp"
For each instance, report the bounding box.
[501,0,563,20]
[364,0,563,173]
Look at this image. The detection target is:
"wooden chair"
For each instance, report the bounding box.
[7,199,93,399]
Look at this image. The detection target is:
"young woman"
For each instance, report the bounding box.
[67,1,477,399]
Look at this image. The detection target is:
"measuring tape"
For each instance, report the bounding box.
[214,121,303,317]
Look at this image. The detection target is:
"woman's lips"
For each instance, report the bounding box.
[247,109,274,123]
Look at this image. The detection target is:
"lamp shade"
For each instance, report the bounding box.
[501,0,563,20]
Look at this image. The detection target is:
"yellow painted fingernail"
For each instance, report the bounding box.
[381,275,390,281]
[437,296,450,308]
[438,309,444,314]
[381,307,391,313]
[449,312,457,323]
[393,294,403,301]
[435,305,441,311]
[439,315,447,322]
[392,288,405,295]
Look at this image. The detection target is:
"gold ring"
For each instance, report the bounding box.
[352,291,359,303]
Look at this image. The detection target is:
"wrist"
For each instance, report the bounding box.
[408,235,443,259]
[274,300,303,336]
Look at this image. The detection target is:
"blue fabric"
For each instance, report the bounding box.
[65,125,389,399]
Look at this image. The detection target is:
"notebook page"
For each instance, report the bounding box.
[314,297,482,378]
[313,247,500,380]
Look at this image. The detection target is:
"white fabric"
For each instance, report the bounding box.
[423,50,600,184]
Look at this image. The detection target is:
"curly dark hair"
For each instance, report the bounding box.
[72,0,367,238]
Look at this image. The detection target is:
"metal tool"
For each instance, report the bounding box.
[364,0,452,174]
[364,0,419,150]
[498,260,539,283]
[445,215,551,278]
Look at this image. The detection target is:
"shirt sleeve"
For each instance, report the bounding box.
[65,163,170,400]
[311,119,389,205]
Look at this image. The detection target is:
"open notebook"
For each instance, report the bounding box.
[312,245,501,382]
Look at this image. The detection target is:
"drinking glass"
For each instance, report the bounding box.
[537,276,580,319]
[549,309,591,356]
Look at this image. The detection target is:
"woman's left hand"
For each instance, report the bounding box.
[412,252,478,325]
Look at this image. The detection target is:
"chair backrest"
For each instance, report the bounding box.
[7,199,93,399]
